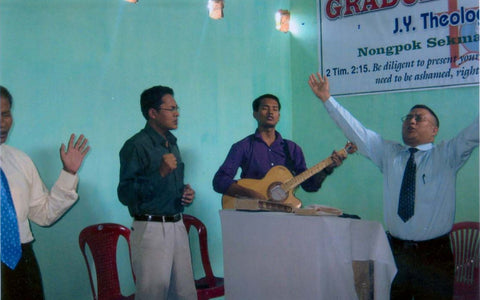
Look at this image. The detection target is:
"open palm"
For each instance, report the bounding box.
[60,134,90,174]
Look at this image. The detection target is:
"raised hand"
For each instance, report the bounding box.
[60,134,90,175]
[308,73,331,102]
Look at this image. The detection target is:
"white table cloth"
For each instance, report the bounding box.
[220,210,397,300]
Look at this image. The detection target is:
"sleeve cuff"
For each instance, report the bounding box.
[324,167,334,175]
[58,169,79,189]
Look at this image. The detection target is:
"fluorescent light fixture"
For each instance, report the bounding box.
[275,9,290,33]
[208,0,224,20]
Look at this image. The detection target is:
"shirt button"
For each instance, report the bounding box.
[268,149,272,152]
[270,163,274,166]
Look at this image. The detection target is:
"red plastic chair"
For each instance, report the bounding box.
[79,223,136,300]
[449,221,479,300]
[183,214,225,300]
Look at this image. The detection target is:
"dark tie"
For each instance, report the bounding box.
[398,148,418,222]
[1,168,22,269]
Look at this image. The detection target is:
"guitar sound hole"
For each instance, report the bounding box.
[268,183,287,202]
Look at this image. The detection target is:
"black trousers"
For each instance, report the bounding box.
[1,242,45,300]
[388,233,454,300]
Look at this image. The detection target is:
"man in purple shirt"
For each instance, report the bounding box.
[213,94,344,200]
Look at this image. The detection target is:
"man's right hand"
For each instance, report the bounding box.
[243,188,267,200]
[226,183,267,200]
[159,153,177,177]
[308,73,331,102]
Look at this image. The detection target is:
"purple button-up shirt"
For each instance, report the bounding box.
[212,130,325,194]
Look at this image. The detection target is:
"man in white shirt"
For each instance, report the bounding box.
[0,86,90,299]
[308,74,479,299]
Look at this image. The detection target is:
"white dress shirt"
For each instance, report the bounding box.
[0,144,79,243]
[324,97,479,241]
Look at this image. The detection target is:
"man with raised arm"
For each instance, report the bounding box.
[308,73,478,299]
[1,85,90,300]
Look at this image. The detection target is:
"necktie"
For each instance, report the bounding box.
[398,148,418,222]
[1,168,22,269]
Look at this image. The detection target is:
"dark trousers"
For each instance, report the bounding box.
[1,242,45,300]
[388,233,454,300]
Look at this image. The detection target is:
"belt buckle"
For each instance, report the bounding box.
[169,213,181,222]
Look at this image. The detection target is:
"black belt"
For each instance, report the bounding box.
[134,213,182,223]
[387,232,450,250]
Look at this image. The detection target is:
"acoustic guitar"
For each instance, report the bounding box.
[222,142,357,209]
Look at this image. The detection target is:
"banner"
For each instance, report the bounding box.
[318,0,479,96]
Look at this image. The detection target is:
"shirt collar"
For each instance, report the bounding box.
[403,143,433,152]
[144,124,177,147]
[254,129,283,146]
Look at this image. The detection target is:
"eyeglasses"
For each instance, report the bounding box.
[401,114,429,123]
[157,106,180,112]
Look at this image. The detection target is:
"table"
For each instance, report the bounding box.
[220,210,397,300]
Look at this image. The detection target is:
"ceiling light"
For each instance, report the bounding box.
[275,10,290,33]
[208,0,224,20]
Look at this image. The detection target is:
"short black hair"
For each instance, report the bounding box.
[252,94,281,112]
[140,85,174,120]
[0,85,13,106]
[411,104,439,127]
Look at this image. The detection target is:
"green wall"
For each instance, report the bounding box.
[1,0,291,298]
[0,0,478,299]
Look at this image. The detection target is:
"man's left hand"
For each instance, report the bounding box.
[331,150,345,167]
[181,184,195,206]
[325,150,345,173]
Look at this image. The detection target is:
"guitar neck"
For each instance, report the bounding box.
[281,148,347,192]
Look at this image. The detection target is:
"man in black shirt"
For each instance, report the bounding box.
[117,85,196,300]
